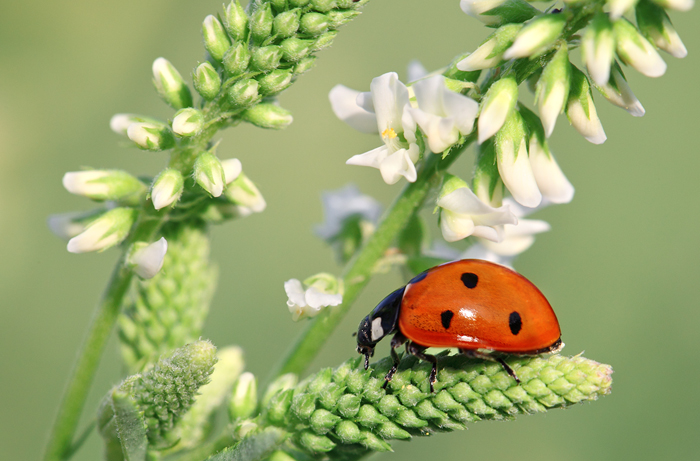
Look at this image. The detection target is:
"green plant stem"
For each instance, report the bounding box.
[272,138,473,379]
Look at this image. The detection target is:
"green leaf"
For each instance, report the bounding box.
[111,389,148,461]
[207,428,287,461]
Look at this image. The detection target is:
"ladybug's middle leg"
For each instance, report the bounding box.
[406,341,438,393]
[382,331,408,389]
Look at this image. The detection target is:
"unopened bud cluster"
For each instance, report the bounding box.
[262,353,612,455]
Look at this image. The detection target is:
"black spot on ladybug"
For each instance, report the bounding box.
[441,310,454,330]
[461,272,478,289]
[409,271,428,285]
[509,311,522,335]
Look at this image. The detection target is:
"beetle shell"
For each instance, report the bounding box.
[398,260,561,353]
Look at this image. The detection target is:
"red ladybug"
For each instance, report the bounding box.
[356,259,562,391]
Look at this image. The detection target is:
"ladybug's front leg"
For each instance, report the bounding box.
[382,331,407,389]
[406,341,438,393]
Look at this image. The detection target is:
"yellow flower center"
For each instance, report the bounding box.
[381,128,398,140]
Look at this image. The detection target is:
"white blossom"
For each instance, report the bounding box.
[595,65,645,117]
[566,68,606,145]
[478,76,518,144]
[130,238,168,279]
[285,274,343,322]
[224,173,266,216]
[67,207,135,254]
[407,60,429,82]
[582,16,615,86]
[314,184,382,240]
[62,171,110,197]
[221,158,243,184]
[614,19,667,78]
[528,138,575,204]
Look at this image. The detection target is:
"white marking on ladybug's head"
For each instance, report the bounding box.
[371,317,384,342]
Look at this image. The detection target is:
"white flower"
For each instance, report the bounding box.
[408,76,478,153]
[130,238,168,279]
[110,114,138,135]
[478,75,518,144]
[48,210,105,240]
[536,45,571,138]
[528,138,575,204]
[314,184,383,240]
[127,122,173,151]
[654,0,694,11]
[566,67,606,145]
[67,207,136,254]
[437,180,517,243]
[172,108,204,137]
[224,172,266,216]
[594,65,645,117]
[582,15,615,86]
[62,171,110,197]
[502,15,566,60]
[194,152,225,197]
[497,135,542,208]
[607,0,637,20]
[221,158,243,184]
[456,24,523,72]
[151,169,184,210]
[152,57,192,109]
[329,72,420,185]
[614,19,667,78]
[636,5,688,59]
[406,60,429,82]
[479,198,551,256]
[285,275,343,322]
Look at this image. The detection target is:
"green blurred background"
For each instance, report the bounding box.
[1,1,698,460]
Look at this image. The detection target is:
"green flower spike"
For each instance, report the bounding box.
[263,353,612,456]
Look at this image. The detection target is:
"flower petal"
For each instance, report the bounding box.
[284,279,307,308]
[329,85,379,133]
[371,72,410,132]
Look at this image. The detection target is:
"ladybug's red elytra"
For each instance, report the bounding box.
[356,259,563,392]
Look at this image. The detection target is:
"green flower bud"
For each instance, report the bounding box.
[472,140,504,206]
[172,108,204,137]
[294,56,317,75]
[270,0,287,10]
[327,9,360,28]
[221,172,267,217]
[503,14,566,60]
[312,30,337,51]
[274,10,301,38]
[290,0,311,6]
[311,0,336,13]
[62,170,145,204]
[477,74,518,144]
[132,340,217,444]
[223,43,251,75]
[300,12,329,36]
[242,103,293,129]
[110,113,163,136]
[266,389,294,425]
[229,372,258,420]
[151,168,185,210]
[250,3,274,44]
[48,209,108,241]
[310,409,341,435]
[203,15,231,61]
[337,0,362,7]
[636,0,687,58]
[224,0,248,42]
[251,46,283,72]
[257,69,293,95]
[299,431,335,453]
[334,420,362,444]
[228,79,260,107]
[194,151,226,197]
[66,207,137,254]
[280,38,314,62]
[193,62,221,100]
[152,57,193,109]
[127,121,175,151]
[128,237,168,280]
[262,373,298,408]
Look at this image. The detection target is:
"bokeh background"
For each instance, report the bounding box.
[1,1,698,460]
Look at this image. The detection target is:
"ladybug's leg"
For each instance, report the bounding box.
[382,331,407,389]
[460,349,520,384]
[406,342,438,393]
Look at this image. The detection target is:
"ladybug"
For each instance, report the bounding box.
[356,259,562,392]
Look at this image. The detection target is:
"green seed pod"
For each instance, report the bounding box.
[203,15,231,61]
[251,45,283,72]
[224,0,248,41]
[280,38,313,62]
[300,12,329,36]
[327,9,359,27]
[242,103,293,129]
[193,62,222,100]
[312,30,337,51]
[294,56,317,75]
[223,43,251,75]
[273,9,301,38]
[257,69,293,95]
[250,3,274,44]
[311,0,336,13]
[227,79,260,107]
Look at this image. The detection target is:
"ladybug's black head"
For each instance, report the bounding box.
[356,286,405,369]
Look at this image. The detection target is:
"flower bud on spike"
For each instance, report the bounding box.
[250,3,274,44]
[472,140,504,207]
[566,66,606,144]
[460,0,540,28]
[151,168,184,210]
[48,209,107,240]
[67,207,137,253]
[251,46,283,72]
[193,62,221,100]
[535,44,570,137]
[242,103,293,129]
[63,170,145,204]
[300,12,329,36]
[607,0,638,20]
[203,15,231,62]
[194,152,226,197]
[328,10,360,28]
[274,10,301,38]
[290,0,311,6]
[127,122,175,151]
[229,372,258,420]
[495,109,542,208]
[223,43,251,75]
[280,38,314,62]
[503,14,566,60]
[582,14,615,86]
[228,79,260,107]
[312,30,338,51]
[224,1,248,41]
[478,75,518,144]
[294,56,317,75]
[221,158,243,184]
[651,0,694,11]
[172,108,204,137]
[457,24,522,71]
[152,58,193,110]
[110,114,161,136]
[261,373,298,409]
[128,238,168,279]
[636,1,688,58]
[613,19,666,78]
[224,172,267,216]
[593,62,645,117]
[258,69,293,96]
[311,0,336,13]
